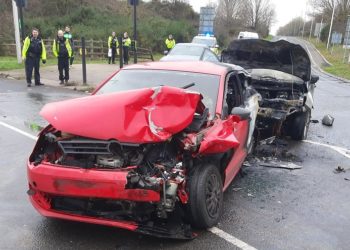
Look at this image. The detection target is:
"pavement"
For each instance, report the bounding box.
[0,63,119,92]
[0,38,350,249]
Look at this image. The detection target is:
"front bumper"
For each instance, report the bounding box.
[27,162,195,239]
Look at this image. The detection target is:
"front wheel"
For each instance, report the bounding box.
[186,163,223,229]
[290,110,311,140]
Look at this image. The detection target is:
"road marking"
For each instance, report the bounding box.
[0,121,37,141]
[208,227,257,250]
[303,140,350,159]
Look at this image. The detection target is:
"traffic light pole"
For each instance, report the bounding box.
[18,2,24,42]
[133,1,137,64]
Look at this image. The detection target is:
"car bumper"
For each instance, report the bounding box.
[27,161,194,239]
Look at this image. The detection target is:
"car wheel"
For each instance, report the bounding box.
[290,110,311,140]
[186,163,223,229]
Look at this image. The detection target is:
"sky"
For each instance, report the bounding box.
[188,0,310,35]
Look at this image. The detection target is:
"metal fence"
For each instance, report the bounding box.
[0,38,154,61]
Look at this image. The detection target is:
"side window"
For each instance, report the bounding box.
[202,49,219,62]
[222,72,244,118]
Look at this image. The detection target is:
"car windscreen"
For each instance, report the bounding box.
[96,69,220,118]
[192,37,216,47]
[169,45,204,57]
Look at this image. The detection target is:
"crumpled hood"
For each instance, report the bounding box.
[221,39,311,81]
[40,86,203,143]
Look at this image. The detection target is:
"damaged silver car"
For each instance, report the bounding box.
[221,39,319,140]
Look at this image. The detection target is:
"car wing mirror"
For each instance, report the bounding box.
[310,75,319,84]
[163,50,169,55]
[231,107,251,121]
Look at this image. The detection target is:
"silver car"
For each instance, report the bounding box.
[160,43,219,62]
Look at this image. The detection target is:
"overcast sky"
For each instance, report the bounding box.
[188,0,310,35]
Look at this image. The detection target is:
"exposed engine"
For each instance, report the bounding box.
[30,129,191,220]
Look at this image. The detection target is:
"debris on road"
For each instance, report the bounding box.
[322,114,335,126]
[259,161,302,170]
[333,166,347,174]
[232,187,243,192]
[344,178,350,181]
[310,119,319,123]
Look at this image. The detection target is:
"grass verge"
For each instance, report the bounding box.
[308,38,350,80]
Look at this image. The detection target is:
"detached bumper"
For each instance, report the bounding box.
[27,162,195,239]
[27,162,160,201]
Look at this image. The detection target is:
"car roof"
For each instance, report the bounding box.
[123,61,236,76]
[175,43,208,48]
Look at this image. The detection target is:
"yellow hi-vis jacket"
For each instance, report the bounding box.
[52,38,72,58]
[22,36,47,60]
[108,36,119,48]
[165,38,176,49]
[122,37,131,47]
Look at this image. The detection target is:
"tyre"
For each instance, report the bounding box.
[186,163,223,229]
[290,110,311,140]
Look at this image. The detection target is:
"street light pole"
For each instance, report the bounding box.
[327,0,336,49]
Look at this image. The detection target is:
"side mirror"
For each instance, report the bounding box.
[310,75,319,84]
[163,50,169,55]
[231,107,251,121]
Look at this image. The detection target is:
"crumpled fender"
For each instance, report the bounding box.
[198,115,240,154]
[40,86,202,143]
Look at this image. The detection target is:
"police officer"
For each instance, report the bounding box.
[22,28,47,87]
[122,32,131,65]
[64,26,74,66]
[165,34,176,52]
[108,32,119,64]
[52,30,72,85]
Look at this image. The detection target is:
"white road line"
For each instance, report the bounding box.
[0,121,37,141]
[208,227,257,250]
[303,140,350,160]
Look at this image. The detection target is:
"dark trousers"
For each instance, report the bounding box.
[123,46,129,64]
[108,47,117,64]
[25,56,40,84]
[58,57,69,81]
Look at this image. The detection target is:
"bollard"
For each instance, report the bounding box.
[81,37,87,85]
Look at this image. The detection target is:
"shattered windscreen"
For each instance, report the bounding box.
[96,69,220,117]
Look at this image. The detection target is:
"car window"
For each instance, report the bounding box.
[202,49,219,62]
[192,37,216,47]
[96,69,220,118]
[169,45,204,56]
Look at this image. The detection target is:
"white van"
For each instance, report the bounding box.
[237,31,259,39]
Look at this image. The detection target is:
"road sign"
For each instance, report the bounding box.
[199,7,215,35]
[344,16,350,48]
[331,32,342,45]
[129,0,139,6]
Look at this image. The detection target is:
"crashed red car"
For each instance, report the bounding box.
[27,61,259,239]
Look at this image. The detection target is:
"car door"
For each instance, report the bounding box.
[221,72,255,190]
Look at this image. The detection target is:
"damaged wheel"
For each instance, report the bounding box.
[186,164,223,229]
[290,110,311,140]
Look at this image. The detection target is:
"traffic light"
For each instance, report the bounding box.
[129,0,139,6]
[15,0,27,8]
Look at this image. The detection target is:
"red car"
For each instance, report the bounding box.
[27,62,259,239]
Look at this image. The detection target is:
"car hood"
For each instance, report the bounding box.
[221,39,311,81]
[40,86,203,143]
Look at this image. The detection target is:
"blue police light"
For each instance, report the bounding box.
[206,33,211,37]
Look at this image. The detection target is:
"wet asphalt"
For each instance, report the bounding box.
[0,48,350,249]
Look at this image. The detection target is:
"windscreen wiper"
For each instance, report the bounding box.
[181,82,195,89]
